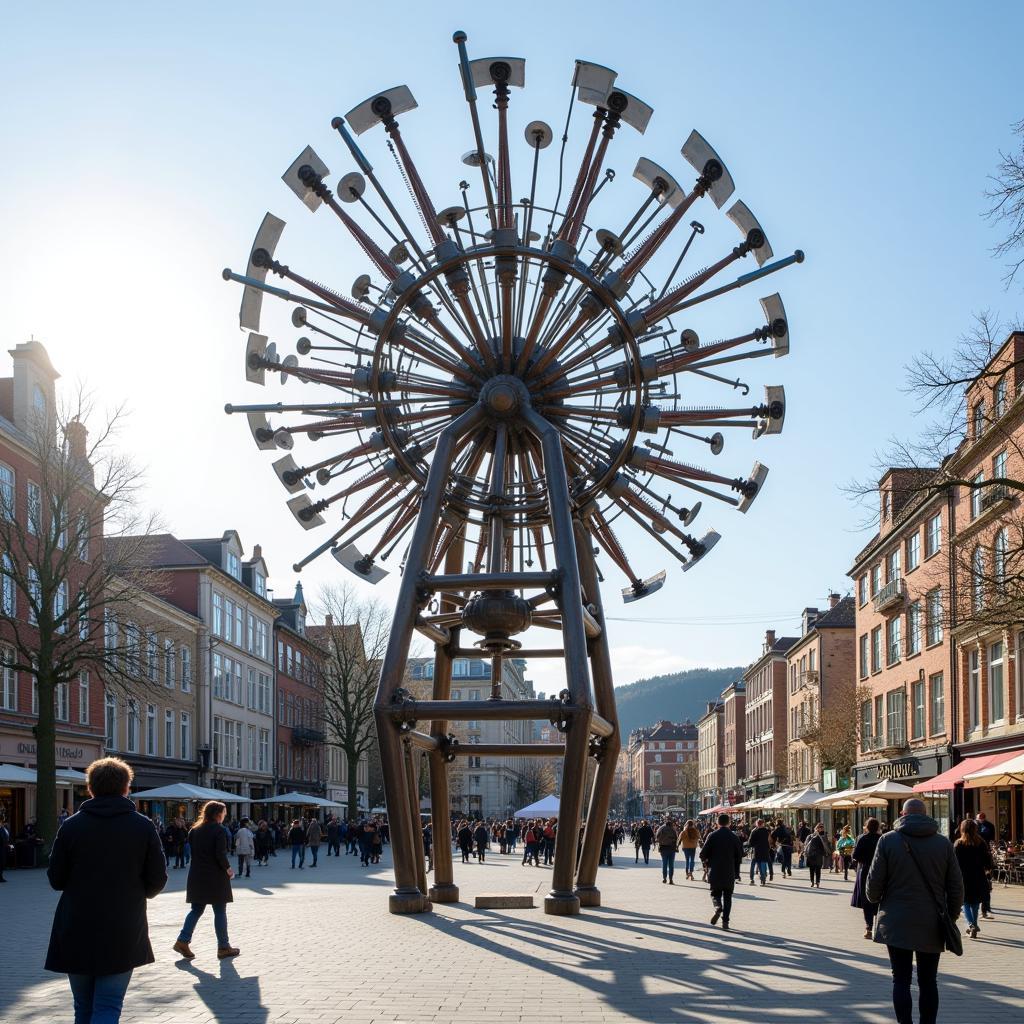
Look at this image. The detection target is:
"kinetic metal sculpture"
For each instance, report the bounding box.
[225,30,803,915]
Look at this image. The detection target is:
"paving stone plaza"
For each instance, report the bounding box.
[5,847,1023,1024]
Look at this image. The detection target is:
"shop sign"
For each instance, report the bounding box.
[0,736,100,768]
[877,759,920,781]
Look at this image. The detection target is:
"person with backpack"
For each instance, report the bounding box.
[804,822,831,888]
[866,798,964,1024]
[45,757,167,1022]
[656,819,679,884]
[542,819,557,866]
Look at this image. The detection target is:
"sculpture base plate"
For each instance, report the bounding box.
[389,891,428,915]
[575,886,601,907]
[429,883,460,903]
[544,893,581,916]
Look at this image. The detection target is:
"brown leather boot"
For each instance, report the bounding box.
[173,940,195,960]
[217,946,241,959]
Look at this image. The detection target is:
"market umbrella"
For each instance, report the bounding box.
[963,751,1024,788]
[0,763,37,784]
[776,786,824,809]
[514,794,559,818]
[131,783,244,802]
[263,791,345,807]
[55,768,88,784]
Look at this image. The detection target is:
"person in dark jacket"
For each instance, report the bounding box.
[746,819,772,886]
[473,821,489,863]
[634,820,654,864]
[866,799,964,1024]
[803,822,831,888]
[173,801,239,961]
[954,818,993,939]
[457,820,473,864]
[655,820,679,884]
[288,819,306,869]
[700,813,743,931]
[770,819,795,877]
[45,756,167,1023]
[975,812,996,919]
[851,817,882,938]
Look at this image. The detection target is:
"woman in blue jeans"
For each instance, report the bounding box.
[45,756,167,1023]
[173,801,239,960]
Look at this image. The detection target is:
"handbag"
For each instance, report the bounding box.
[901,838,963,957]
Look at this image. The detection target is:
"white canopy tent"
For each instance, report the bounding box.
[514,794,559,818]
[131,783,244,803]
[776,786,824,809]
[262,791,346,808]
[814,779,917,809]
[0,764,37,785]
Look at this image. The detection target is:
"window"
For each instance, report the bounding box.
[32,676,38,715]
[256,620,269,661]
[925,513,941,557]
[860,699,873,750]
[968,648,980,731]
[258,672,271,715]
[858,575,867,607]
[213,592,223,638]
[887,617,901,665]
[105,694,117,749]
[870,564,882,597]
[858,634,869,679]
[926,589,943,646]
[233,659,243,705]
[104,609,117,651]
[886,548,900,584]
[259,728,269,773]
[213,716,242,768]
[234,604,243,647]
[27,568,39,625]
[147,632,158,681]
[972,547,985,611]
[990,640,1005,723]
[929,673,944,735]
[27,481,41,535]
[871,626,882,673]
[874,694,884,739]
[994,449,1008,483]
[907,601,921,656]
[53,581,68,633]
[277,640,284,671]
[55,682,69,722]
[886,689,906,747]
[650,770,662,788]
[248,726,257,771]
[994,529,1008,595]
[906,531,920,573]
[180,711,191,761]
[248,667,257,710]
[32,383,45,416]
[78,671,89,725]
[882,490,891,520]
[972,402,985,438]
[970,473,984,520]
[654,753,662,763]
[1,646,15,711]
[278,691,285,724]
[164,709,174,758]
[227,551,241,580]
[994,376,1008,417]
[180,647,191,692]
[247,612,255,653]
[56,513,66,549]
[0,465,13,519]
[146,703,157,755]
[164,641,174,687]
[1,554,15,616]
[77,513,89,561]
[254,571,266,598]
[911,679,925,739]
[126,700,139,753]
[213,653,223,699]
[77,589,88,641]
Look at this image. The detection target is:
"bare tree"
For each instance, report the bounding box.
[515,758,558,806]
[309,585,390,820]
[801,684,873,782]
[0,393,162,860]
[985,119,1024,288]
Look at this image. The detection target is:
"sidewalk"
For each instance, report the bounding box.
[3,845,1023,1023]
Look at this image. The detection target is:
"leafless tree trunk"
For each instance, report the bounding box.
[515,758,558,806]
[801,684,873,781]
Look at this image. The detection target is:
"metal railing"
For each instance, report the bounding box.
[874,577,904,613]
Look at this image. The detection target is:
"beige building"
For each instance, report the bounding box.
[697,700,724,810]
[721,680,746,804]
[741,631,797,798]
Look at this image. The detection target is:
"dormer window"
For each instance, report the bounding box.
[254,571,266,597]
[227,551,241,580]
[32,384,45,416]
[972,402,985,439]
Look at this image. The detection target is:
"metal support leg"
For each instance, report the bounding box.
[374,404,484,914]
[573,518,620,907]
[404,741,429,901]
[524,407,594,915]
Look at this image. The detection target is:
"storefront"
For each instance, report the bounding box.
[946,745,1024,843]
[126,755,200,824]
[853,749,952,834]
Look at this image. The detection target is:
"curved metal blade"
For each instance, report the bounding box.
[345,85,418,135]
[759,292,789,356]
[333,543,390,584]
[282,145,330,212]
[681,131,735,209]
[240,213,286,331]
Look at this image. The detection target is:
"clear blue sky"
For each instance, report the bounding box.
[2,2,1022,695]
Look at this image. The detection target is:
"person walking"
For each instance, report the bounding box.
[804,823,831,888]
[866,798,964,1024]
[837,825,856,881]
[306,816,322,868]
[747,818,773,886]
[0,815,10,883]
[234,818,254,878]
[656,819,679,884]
[600,821,615,867]
[700,812,743,931]
[254,820,272,866]
[954,819,993,939]
[677,819,701,880]
[45,757,167,1023]
[523,822,540,866]
[542,819,557,866]
[173,801,239,961]
[975,812,996,920]
[473,820,489,863]
[771,819,795,877]
[457,820,473,864]
[635,820,653,865]
[851,817,883,939]
[326,816,340,857]
[288,819,306,869]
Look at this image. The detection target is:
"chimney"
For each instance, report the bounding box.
[252,543,262,560]
[829,592,841,609]
[324,613,333,628]
[764,629,776,652]
[66,420,88,460]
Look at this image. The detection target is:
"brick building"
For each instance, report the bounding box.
[626,719,699,817]
[784,595,856,790]
[741,631,796,799]
[697,701,724,811]
[721,680,746,805]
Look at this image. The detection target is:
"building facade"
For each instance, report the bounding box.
[721,680,746,806]
[741,631,796,798]
[697,701,724,810]
[784,596,856,790]
[626,720,699,817]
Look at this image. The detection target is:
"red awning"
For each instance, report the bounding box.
[913,752,1019,793]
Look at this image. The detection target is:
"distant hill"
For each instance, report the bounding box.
[614,666,745,737]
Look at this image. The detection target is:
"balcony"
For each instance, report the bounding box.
[873,577,904,613]
[292,725,325,745]
[797,669,819,690]
[981,484,1012,513]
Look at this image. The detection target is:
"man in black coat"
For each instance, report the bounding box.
[700,813,743,931]
[45,757,167,1022]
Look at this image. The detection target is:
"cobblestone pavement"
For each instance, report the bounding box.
[4,843,1023,1023]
